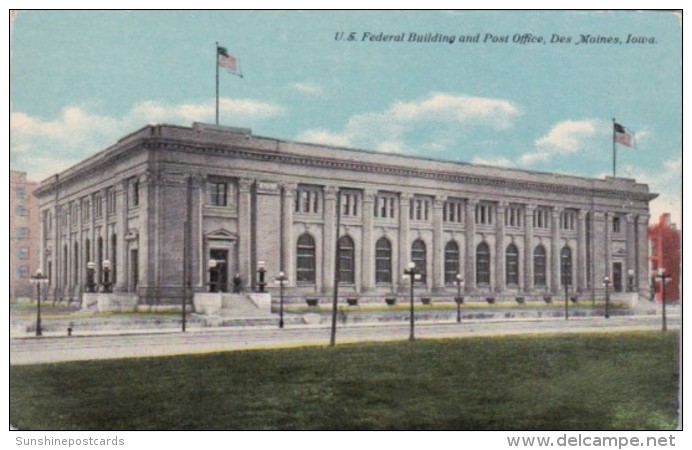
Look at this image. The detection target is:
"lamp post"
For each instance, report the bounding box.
[627,269,635,293]
[30,269,48,337]
[602,276,611,319]
[455,274,464,324]
[208,259,217,292]
[101,260,112,293]
[275,271,287,328]
[657,268,671,332]
[404,261,420,341]
[86,261,96,293]
[257,261,267,293]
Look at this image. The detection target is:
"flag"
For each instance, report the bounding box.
[614,122,633,147]
[217,46,242,77]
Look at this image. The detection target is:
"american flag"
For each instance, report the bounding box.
[218,46,241,76]
[614,122,633,147]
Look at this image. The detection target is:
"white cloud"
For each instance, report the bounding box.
[296,92,521,153]
[11,98,285,181]
[521,119,602,165]
[289,82,323,96]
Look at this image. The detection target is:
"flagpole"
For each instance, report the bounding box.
[215,41,219,126]
[612,118,616,177]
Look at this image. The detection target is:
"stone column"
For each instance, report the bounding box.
[281,182,296,287]
[237,178,253,288]
[432,195,445,292]
[495,202,506,292]
[577,210,588,292]
[550,207,561,294]
[464,199,477,292]
[65,201,72,296]
[361,189,376,292]
[322,186,338,293]
[397,193,412,290]
[114,179,128,291]
[636,214,650,296]
[523,204,535,293]
[75,201,82,294]
[604,212,612,278]
[591,211,607,293]
[625,214,636,289]
[137,173,150,293]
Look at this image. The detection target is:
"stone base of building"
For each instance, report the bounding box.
[193,292,272,317]
[82,293,138,313]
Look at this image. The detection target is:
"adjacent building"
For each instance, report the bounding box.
[33,122,657,306]
[10,170,40,301]
[648,213,681,303]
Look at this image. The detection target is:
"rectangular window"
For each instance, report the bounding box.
[15,187,26,200]
[208,182,228,206]
[106,188,117,215]
[15,205,27,216]
[94,194,103,219]
[131,178,140,207]
[16,227,28,239]
[81,198,91,221]
[612,216,621,233]
[560,209,577,231]
[410,197,431,221]
[16,247,28,259]
[294,186,321,214]
[340,191,360,217]
[443,200,465,223]
[475,202,494,225]
[16,266,30,279]
[533,207,550,229]
[505,204,523,228]
[374,194,397,219]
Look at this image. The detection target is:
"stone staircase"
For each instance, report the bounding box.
[219,294,273,318]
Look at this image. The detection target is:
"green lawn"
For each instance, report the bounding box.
[10,331,679,430]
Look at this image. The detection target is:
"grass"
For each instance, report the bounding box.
[10,331,679,430]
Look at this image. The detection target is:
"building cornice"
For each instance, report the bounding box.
[34,123,659,204]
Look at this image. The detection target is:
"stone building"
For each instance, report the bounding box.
[33,122,657,307]
[10,170,40,301]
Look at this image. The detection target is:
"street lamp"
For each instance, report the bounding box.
[257,261,267,293]
[627,269,635,293]
[602,276,611,319]
[657,268,671,332]
[275,271,288,328]
[101,260,112,293]
[30,269,49,337]
[86,261,96,293]
[208,259,217,292]
[455,273,464,324]
[404,261,421,341]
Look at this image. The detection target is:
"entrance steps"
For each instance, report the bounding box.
[220,294,273,318]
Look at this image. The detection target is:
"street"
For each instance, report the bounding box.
[10,313,680,365]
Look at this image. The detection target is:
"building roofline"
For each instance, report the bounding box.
[34,122,658,201]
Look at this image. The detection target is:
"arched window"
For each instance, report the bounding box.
[375,237,392,284]
[338,235,355,284]
[533,245,547,287]
[476,242,490,285]
[411,239,427,283]
[561,246,573,287]
[444,241,460,284]
[296,233,316,284]
[506,243,519,286]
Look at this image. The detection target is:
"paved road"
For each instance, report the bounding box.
[10,314,680,365]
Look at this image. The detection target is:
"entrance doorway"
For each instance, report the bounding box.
[612,262,623,293]
[210,249,229,292]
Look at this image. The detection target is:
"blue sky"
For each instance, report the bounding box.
[9,10,681,224]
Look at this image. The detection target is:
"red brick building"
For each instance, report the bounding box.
[648,213,680,303]
[10,170,40,301]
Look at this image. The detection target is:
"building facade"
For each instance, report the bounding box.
[10,170,40,301]
[33,123,657,306]
[648,213,681,303]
